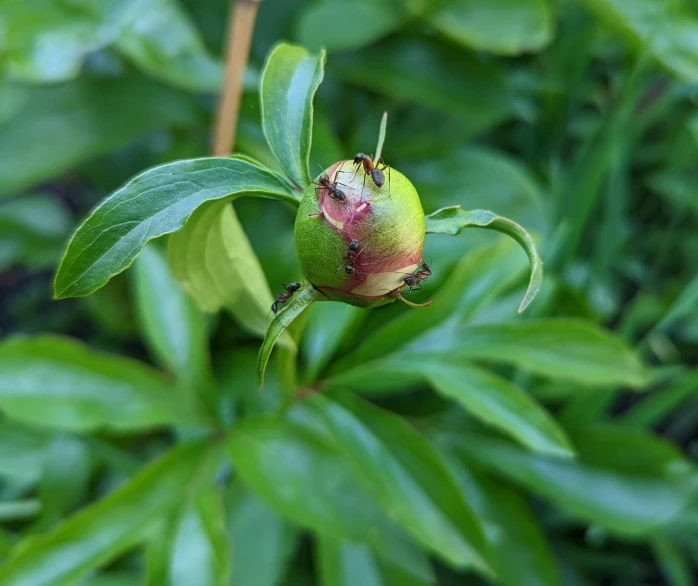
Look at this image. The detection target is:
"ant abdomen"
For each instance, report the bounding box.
[371,169,385,188]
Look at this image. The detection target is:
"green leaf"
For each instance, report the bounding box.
[297,0,407,53]
[167,201,276,340]
[0,441,212,586]
[441,451,560,586]
[168,487,231,586]
[309,393,491,573]
[424,362,574,458]
[0,335,207,432]
[38,435,91,525]
[302,302,366,382]
[0,500,40,523]
[333,37,528,127]
[334,239,528,368]
[620,370,698,428]
[0,420,53,485]
[425,207,543,313]
[260,43,325,188]
[54,157,296,299]
[0,194,71,270]
[652,534,693,586]
[426,0,553,55]
[324,356,572,457]
[652,273,698,335]
[114,0,223,92]
[444,430,698,535]
[258,286,323,389]
[579,0,698,82]
[317,537,433,586]
[132,244,211,388]
[226,486,298,586]
[0,0,130,83]
[0,0,220,90]
[0,76,201,197]
[447,319,648,388]
[227,415,432,580]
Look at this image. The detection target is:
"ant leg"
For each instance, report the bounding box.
[332,241,348,273]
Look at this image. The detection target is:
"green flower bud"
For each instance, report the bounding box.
[294,159,426,308]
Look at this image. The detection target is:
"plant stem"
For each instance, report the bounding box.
[212,0,263,156]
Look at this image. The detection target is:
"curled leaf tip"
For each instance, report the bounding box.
[517,257,543,314]
[426,206,543,313]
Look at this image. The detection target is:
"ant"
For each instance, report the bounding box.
[339,239,360,275]
[353,153,388,188]
[271,282,301,314]
[313,172,346,203]
[334,238,368,275]
[403,261,432,293]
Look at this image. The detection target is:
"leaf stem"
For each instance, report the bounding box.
[212,0,263,156]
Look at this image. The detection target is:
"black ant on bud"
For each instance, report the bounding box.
[335,238,366,275]
[343,239,360,275]
[353,153,388,188]
[403,261,432,293]
[271,282,301,314]
[313,172,346,203]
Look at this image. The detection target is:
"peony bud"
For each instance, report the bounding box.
[294,159,426,308]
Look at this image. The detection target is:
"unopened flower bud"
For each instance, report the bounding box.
[294,159,425,308]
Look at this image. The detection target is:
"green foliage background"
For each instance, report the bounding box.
[2,0,698,585]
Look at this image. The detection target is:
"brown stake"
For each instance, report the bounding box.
[212,0,263,156]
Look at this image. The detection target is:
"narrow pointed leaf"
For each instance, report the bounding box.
[0,335,207,431]
[309,392,491,574]
[260,43,325,187]
[168,487,231,586]
[449,319,648,388]
[0,442,212,586]
[227,416,430,578]
[258,286,323,389]
[444,430,698,535]
[323,356,572,458]
[426,206,542,312]
[441,450,560,586]
[424,361,573,457]
[54,157,296,299]
[226,486,298,586]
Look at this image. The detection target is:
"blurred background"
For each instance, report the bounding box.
[2,0,698,585]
